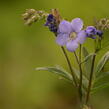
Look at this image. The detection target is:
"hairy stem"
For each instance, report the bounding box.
[61,46,77,87]
[86,53,96,104]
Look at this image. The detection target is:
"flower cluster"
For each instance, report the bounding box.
[23,9,109,109]
[43,9,103,52]
[54,18,103,52]
[22,9,104,52]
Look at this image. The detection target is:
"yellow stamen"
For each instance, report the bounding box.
[70,32,77,40]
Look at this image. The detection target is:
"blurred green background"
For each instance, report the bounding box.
[0,0,109,109]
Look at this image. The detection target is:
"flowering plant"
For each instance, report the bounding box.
[22,9,109,109]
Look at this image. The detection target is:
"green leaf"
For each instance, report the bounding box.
[72,67,89,92]
[82,47,92,78]
[91,82,109,94]
[95,51,109,77]
[36,66,73,82]
[81,53,94,64]
[99,40,109,52]
[95,71,109,85]
[36,65,89,93]
[92,71,109,94]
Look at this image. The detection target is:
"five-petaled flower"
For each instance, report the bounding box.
[56,18,87,52]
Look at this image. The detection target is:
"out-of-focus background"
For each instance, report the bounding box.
[0,0,109,109]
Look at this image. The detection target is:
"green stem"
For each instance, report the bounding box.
[79,44,83,101]
[86,53,96,104]
[61,46,77,87]
[74,45,83,101]
[74,52,79,65]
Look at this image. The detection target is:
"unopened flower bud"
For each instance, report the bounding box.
[95,18,109,30]
[22,9,48,26]
[100,18,107,25]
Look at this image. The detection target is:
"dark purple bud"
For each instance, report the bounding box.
[85,26,97,37]
[49,24,57,32]
[47,14,54,22]
[44,14,58,33]
[97,30,103,37]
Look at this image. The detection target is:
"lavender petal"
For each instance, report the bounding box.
[66,40,79,52]
[56,33,69,46]
[76,30,87,44]
[71,18,83,32]
[58,20,72,34]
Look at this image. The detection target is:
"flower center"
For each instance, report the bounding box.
[70,32,77,40]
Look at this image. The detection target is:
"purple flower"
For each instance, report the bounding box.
[56,18,87,52]
[85,26,103,38]
[85,26,97,37]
